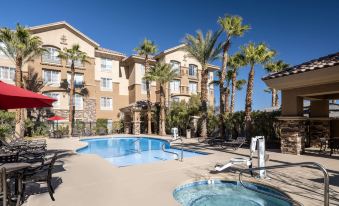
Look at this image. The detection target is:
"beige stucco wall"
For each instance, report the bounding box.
[33,27,95,58]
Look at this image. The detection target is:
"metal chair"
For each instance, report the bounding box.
[22,153,58,201]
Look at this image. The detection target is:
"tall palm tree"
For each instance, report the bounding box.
[240,43,275,135]
[218,15,250,138]
[144,63,177,136]
[264,60,289,107]
[228,53,246,113]
[0,23,45,137]
[135,39,158,135]
[58,44,88,136]
[185,30,223,138]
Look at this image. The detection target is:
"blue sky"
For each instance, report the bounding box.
[1,0,338,111]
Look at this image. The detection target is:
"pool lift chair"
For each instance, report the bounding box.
[214,136,267,179]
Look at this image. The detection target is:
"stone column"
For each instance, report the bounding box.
[278,117,307,155]
[124,114,131,134]
[132,108,141,135]
[191,116,200,138]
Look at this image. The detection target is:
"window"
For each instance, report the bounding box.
[67,59,84,68]
[42,47,61,64]
[189,82,197,94]
[141,79,147,93]
[170,60,180,74]
[100,97,112,110]
[0,66,15,82]
[101,78,112,90]
[74,94,83,110]
[67,73,84,86]
[170,80,180,92]
[172,97,180,102]
[43,69,60,85]
[101,58,112,71]
[188,64,197,77]
[45,92,60,108]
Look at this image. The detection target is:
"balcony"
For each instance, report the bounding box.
[41,55,62,65]
[67,59,85,68]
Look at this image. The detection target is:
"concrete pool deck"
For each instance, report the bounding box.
[24,135,339,206]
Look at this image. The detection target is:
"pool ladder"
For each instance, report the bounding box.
[238,162,330,206]
[162,137,184,162]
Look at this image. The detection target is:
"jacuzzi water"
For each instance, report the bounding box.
[77,137,205,167]
[173,180,293,206]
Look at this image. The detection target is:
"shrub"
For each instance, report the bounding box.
[96,118,108,134]
[0,111,15,139]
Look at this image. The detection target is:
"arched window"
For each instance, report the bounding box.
[42,46,61,64]
[170,60,180,75]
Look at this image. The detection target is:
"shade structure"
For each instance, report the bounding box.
[47,116,65,121]
[0,81,56,109]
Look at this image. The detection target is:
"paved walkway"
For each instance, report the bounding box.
[24,135,339,206]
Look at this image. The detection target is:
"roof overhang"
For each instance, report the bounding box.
[29,21,100,48]
[263,64,339,90]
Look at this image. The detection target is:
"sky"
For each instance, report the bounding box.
[1,0,338,111]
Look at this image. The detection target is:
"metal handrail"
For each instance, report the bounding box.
[238,162,329,206]
[162,136,184,161]
[129,138,141,153]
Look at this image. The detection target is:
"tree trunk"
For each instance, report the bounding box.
[230,72,237,113]
[145,55,152,135]
[225,88,230,113]
[69,62,75,136]
[244,64,255,137]
[159,85,166,136]
[200,65,209,138]
[15,57,24,138]
[274,89,279,107]
[271,88,276,107]
[218,41,230,138]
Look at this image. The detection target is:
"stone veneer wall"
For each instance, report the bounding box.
[53,99,96,122]
[309,120,330,147]
[279,119,306,155]
[84,99,96,122]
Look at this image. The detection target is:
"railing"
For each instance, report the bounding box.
[161,136,184,161]
[129,138,141,153]
[42,56,62,65]
[238,162,330,206]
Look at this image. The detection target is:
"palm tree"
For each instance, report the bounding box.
[218,15,250,138]
[0,23,45,137]
[144,63,177,136]
[240,43,275,135]
[135,39,158,135]
[58,44,88,136]
[228,53,246,113]
[184,30,223,138]
[264,60,289,107]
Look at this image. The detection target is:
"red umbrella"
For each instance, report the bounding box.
[47,116,65,121]
[48,115,65,130]
[0,81,56,109]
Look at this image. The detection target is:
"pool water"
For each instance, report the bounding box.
[77,137,205,167]
[173,180,293,206]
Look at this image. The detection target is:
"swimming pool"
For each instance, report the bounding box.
[173,180,293,206]
[77,137,205,167]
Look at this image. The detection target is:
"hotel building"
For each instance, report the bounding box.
[0,21,217,127]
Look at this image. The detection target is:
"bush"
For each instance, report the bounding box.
[96,118,108,134]
[0,111,15,139]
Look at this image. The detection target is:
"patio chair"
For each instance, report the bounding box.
[0,168,8,206]
[0,152,19,163]
[220,136,247,150]
[22,153,58,201]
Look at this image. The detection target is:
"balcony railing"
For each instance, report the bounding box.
[67,59,84,68]
[42,55,62,65]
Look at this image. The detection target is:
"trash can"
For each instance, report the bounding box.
[186,129,191,139]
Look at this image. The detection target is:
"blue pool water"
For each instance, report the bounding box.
[77,137,205,167]
[173,180,293,206]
